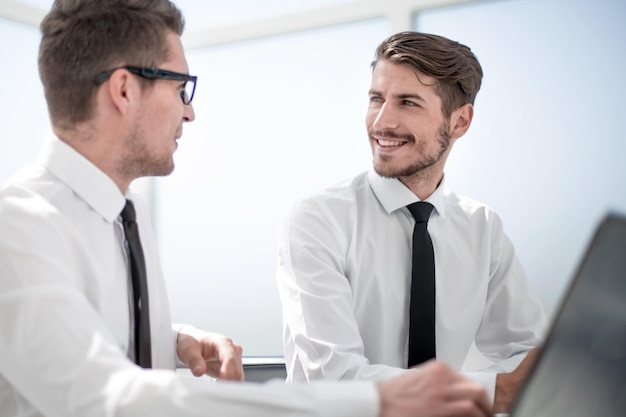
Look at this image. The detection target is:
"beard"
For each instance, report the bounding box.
[371,119,451,179]
[119,128,175,181]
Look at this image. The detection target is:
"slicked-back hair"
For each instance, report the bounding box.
[372,31,483,119]
[38,0,185,128]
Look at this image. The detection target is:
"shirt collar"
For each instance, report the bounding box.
[37,132,126,223]
[368,169,447,219]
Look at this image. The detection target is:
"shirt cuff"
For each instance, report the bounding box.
[171,323,186,368]
[461,371,497,405]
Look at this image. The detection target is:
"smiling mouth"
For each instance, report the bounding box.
[376,138,407,147]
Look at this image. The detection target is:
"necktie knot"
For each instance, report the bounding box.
[121,200,137,223]
[407,201,434,224]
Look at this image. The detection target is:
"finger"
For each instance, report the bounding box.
[204,358,223,378]
[189,355,208,376]
[203,341,243,381]
[218,344,244,381]
[177,340,208,376]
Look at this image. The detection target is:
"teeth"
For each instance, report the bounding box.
[378,139,404,147]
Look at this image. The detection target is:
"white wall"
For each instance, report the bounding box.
[2,0,625,360]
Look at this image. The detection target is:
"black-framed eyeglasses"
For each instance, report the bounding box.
[94,65,197,105]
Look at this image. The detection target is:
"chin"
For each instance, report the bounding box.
[373,162,399,179]
[373,155,399,178]
[161,163,175,176]
[147,160,175,177]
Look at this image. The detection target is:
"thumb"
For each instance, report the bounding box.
[188,354,207,377]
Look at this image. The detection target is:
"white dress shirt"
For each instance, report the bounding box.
[277,170,548,402]
[0,134,378,417]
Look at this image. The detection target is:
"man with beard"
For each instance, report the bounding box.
[277,31,547,414]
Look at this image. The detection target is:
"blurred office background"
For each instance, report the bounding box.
[2,0,625,368]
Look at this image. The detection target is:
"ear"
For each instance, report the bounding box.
[449,103,474,140]
[106,69,135,115]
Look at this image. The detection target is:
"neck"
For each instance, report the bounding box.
[398,170,443,201]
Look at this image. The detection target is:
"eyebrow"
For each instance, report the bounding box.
[368,89,427,103]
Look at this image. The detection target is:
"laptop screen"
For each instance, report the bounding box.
[510,213,626,417]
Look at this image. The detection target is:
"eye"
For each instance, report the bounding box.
[369,96,383,103]
[403,100,418,107]
[178,81,194,105]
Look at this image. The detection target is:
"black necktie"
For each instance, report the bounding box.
[406,201,435,367]
[121,199,152,368]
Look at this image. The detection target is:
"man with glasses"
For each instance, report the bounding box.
[0,1,492,417]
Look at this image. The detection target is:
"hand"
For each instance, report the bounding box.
[378,360,492,417]
[493,348,540,413]
[176,325,244,381]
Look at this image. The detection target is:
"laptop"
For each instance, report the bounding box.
[507,212,626,417]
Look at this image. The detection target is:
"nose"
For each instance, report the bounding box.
[370,102,398,131]
[183,102,195,122]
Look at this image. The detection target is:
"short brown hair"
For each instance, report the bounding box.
[38,0,185,128]
[372,31,483,119]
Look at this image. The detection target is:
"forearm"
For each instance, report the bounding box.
[288,350,407,382]
[107,370,380,417]
[1,287,379,417]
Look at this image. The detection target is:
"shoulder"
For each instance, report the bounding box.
[443,189,504,230]
[0,182,72,250]
[1,162,69,217]
[288,172,369,221]
[0,179,63,224]
[0,166,87,262]
[0,185,78,286]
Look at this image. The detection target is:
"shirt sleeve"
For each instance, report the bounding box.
[277,198,406,382]
[0,192,380,417]
[475,213,548,362]
[0,284,379,416]
[461,213,548,402]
